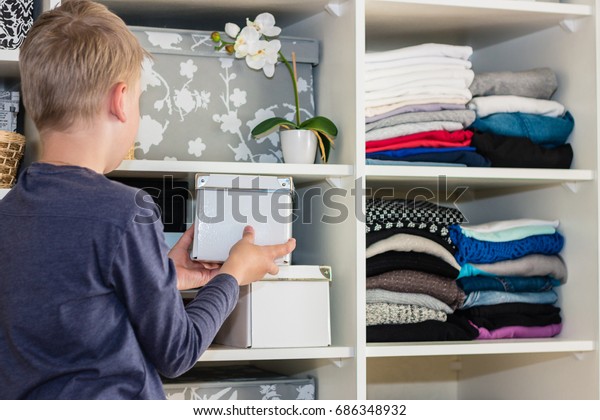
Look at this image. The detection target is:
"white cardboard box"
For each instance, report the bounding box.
[214,266,332,348]
[192,173,294,264]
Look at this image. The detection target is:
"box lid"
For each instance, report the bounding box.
[130,26,319,65]
[262,265,332,282]
[195,173,294,192]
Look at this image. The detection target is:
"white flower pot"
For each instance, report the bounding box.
[280,129,318,164]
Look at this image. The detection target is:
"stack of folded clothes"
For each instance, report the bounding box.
[467,68,574,168]
[450,219,566,339]
[366,198,479,342]
[364,43,488,167]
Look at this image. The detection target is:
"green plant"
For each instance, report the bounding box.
[212,13,338,162]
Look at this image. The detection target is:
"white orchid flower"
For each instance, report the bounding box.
[234,26,260,58]
[247,12,281,37]
[224,22,241,39]
[245,39,281,77]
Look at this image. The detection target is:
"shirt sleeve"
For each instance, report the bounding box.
[107,207,239,378]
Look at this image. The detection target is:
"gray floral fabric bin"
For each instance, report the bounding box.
[131,26,319,163]
[162,365,316,400]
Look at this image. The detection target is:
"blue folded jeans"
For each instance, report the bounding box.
[461,289,558,309]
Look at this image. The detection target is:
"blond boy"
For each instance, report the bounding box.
[0,0,294,399]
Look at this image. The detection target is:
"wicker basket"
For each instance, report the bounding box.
[0,131,26,189]
[125,144,135,160]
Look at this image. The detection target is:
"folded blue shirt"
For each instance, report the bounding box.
[449,225,565,265]
[457,275,561,293]
[469,111,574,146]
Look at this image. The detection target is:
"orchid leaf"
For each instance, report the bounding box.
[299,116,338,137]
[251,117,298,138]
[301,116,337,162]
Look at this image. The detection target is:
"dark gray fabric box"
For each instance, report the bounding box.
[163,365,316,400]
[130,26,319,163]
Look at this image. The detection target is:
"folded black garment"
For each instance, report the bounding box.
[471,131,573,169]
[366,314,479,342]
[456,303,561,330]
[366,227,457,254]
[366,251,459,279]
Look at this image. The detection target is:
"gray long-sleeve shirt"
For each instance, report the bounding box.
[0,162,239,399]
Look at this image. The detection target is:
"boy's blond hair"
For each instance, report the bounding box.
[19,0,149,134]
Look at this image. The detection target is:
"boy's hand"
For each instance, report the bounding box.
[168,225,221,290]
[220,226,296,286]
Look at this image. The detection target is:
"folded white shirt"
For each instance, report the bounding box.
[366,77,474,100]
[365,233,460,270]
[366,68,474,93]
[366,43,473,63]
[366,57,473,74]
[468,95,565,118]
[366,60,472,81]
[366,86,472,108]
[461,219,560,233]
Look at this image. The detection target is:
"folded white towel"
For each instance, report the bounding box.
[366,43,473,63]
[468,95,565,118]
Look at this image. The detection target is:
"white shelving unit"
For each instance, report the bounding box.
[362,0,599,400]
[3,0,599,400]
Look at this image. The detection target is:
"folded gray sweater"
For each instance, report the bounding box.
[469,67,558,100]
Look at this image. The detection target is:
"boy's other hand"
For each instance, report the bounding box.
[168,225,221,290]
[220,226,296,286]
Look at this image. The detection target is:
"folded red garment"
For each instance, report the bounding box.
[366,130,473,153]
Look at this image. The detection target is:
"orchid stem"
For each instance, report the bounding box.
[278,51,301,126]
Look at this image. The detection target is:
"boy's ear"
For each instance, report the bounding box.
[109,82,128,123]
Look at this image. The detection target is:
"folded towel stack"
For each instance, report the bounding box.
[364,43,488,167]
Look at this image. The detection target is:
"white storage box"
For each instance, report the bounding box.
[192,173,293,264]
[214,266,332,348]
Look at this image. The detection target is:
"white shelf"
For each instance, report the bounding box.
[0,49,20,77]
[200,344,355,362]
[366,0,592,48]
[111,160,354,185]
[365,166,594,189]
[99,0,333,29]
[0,188,10,200]
[366,339,595,358]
